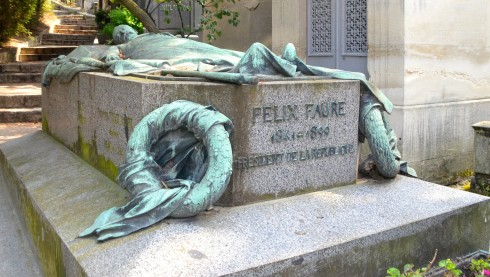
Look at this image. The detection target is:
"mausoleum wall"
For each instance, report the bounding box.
[368,0,490,182]
[203,0,273,52]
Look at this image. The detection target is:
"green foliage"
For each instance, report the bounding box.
[470,257,490,277]
[154,0,240,42]
[386,264,427,277]
[472,175,490,197]
[438,259,462,276]
[101,7,145,37]
[387,256,490,277]
[0,0,51,45]
[95,9,110,30]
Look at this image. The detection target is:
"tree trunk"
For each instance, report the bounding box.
[118,0,159,33]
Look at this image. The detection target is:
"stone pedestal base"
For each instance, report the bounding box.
[43,73,360,205]
[1,132,489,276]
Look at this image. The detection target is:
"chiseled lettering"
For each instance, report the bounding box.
[312,148,321,159]
[338,102,346,116]
[287,151,298,162]
[252,108,261,123]
[287,104,298,120]
[273,106,284,122]
[263,107,272,122]
[331,102,338,116]
[299,149,311,161]
[338,145,347,155]
[305,104,313,119]
[314,104,322,119]
[241,158,249,169]
[252,104,299,123]
[322,102,330,117]
[348,144,354,153]
[234,144,355,170]
[305,102,347,119]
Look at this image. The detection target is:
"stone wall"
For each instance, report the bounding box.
[271,0,307,60]
[203,0,273,51]
[368,0,490,182]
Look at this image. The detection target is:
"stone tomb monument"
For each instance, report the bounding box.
[0,71,487,276]
[2,33,489,275]
[43,72,360,206]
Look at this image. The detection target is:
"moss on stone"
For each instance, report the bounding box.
[75,138,118,182]
[1,164,67,276]
[41,114,49,133]
[108,129,119,138]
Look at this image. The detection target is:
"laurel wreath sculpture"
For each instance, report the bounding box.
[79,100,234,241]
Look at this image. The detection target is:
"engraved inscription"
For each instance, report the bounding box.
[238,99,355,170]
[271,126,330,143]
[252,101,346,124]
[235,144,355,169]
[252,105,298,123]
[305,102,346,118]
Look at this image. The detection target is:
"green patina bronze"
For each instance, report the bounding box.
[79,100,233,241]
[44,25,415,241]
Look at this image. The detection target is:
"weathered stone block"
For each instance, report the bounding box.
[42,72,360,205]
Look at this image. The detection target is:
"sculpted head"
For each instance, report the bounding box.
[112,25,138,45]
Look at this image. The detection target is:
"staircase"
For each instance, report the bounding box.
[17,45,77,62]
[0,4,98,123]
[18,8,97,62]
[0,62,43,123]
[40,14,97,46]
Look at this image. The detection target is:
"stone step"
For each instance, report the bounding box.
[0,83,42,109]
[1,131,489,276]
[54,29,97,35]
[40,40,94,46]
[41,33,96,41]
[60,19,96,26]
[58,14,86,20]
[54,24,97,31]
[19,46,77,55]
[17,54,58,62]
[0,84,42,124]
[0,95,41,109]
[0,62,46,74]
[0,73,41,83]
[19,46,74,62]
[0,108,41,123]
[53,10,70,16]
[41,34,95,46]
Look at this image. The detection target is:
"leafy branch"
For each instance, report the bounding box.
[156,0,240,42]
